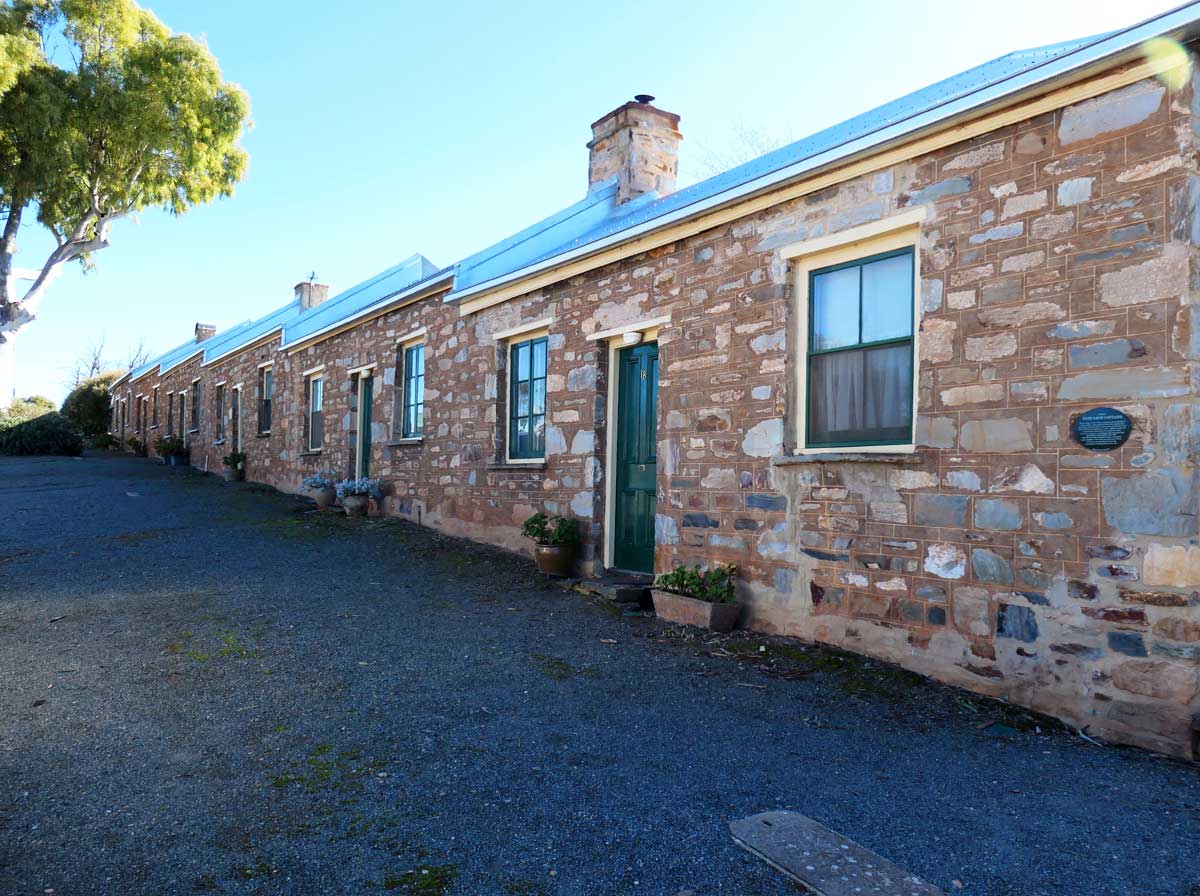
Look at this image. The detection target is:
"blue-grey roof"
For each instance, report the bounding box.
[201,299,301,366]
[280,254,441,348]
[129,335,205,383]
[444,35,1108,302]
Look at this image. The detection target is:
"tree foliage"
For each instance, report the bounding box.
[0,392,53,424]
[60,367,121,436]
[0,0,250,399]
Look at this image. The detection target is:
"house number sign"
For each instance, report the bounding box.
[1072,407,1132,452]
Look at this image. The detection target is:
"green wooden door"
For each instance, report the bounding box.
[358,375,373,478]
[613,342,658,573]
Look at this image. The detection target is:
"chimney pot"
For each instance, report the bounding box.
[295,281,331,311]
[587,98,681,205]
[194,322,216,342]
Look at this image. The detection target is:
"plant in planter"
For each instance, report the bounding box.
[335,477,381,516]
[303,471,338,509]
[128,437,147,457]
[651,563,742,631]
[221,450,247,482]
[153,435,188,467]
[521,512,580,577]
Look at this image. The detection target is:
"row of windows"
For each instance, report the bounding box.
[113,241,918,456]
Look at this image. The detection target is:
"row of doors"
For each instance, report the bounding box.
[346,345,658,574]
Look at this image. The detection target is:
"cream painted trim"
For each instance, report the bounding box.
[602,339,619,569]
[214,380,227,388]
[586,315,671,342]
[347,362,377,377]
[456,58,1163,318]
[492,317,553,342]
[301,364,326,377]
[355,373,372,478]
[395,326,427,346]
[790,217,922,455]
[257,359,273,369]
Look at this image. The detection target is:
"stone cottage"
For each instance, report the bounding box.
[112,7,1200,757]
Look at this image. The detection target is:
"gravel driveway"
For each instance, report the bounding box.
[1,454,1197,896]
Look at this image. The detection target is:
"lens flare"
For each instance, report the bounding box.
[1141,37,1191,91]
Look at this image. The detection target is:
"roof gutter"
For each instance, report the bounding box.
[446,2,1200,307]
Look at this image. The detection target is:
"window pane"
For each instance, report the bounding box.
[861,253,913,343]
[516,380,530,416]
[532,379,546,416]
[532,339,546,378]
[515,342,529,382]
[811,266,859,351]
[532,415,545,454]
[412,344,424,377]
[808,349,864,445]
[863,343,912,438]
[515,417,529,456]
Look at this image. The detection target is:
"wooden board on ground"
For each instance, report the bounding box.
[730,811,944,896]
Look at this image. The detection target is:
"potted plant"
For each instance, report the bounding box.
[336,477,381,516]
[222,450,247,482]
[303,471,338,509]
[153,435,189,467]
[651,563,742,631]
[128,437,147,457]
[521,512,580,577]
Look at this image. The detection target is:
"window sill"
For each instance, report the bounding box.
[256,432,271,439]
[488,460,546,471]
[299,449,323,457]
[387,437,423,447]
[213,439,226,446]
[774,451,924,465]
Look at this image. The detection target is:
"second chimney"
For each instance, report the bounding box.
[195,322,217,342]
[295,281,331,311]
[587,96,681,205]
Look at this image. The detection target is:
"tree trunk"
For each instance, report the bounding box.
[0,335,15,408]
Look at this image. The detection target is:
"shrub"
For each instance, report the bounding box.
[521,512,580,546]
[128,437,147,456]
[89,432,117,450]
[654,563,738,604]
[0,412,84,456]
[153,435,186,457]
[0,395,55,427]
[60,371,124,438]
[335,477,382,499]
[222,450,247,468]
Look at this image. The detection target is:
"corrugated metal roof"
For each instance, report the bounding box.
[201,300,300,366]
[444,3,1200,304]
[128,335,205,381]
[280,254,441,348]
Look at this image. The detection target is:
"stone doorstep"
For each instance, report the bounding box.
[578,574,653,607]
[730,811,944,896]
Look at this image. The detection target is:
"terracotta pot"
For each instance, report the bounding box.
[312,486,336,509]
[222,468,244,482]
[651,589,742,632]
[534,542,577,577]
[343,494,369,516]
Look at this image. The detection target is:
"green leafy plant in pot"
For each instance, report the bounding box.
[221,450,247,482]
[651,563,741,631]
[521,512,580,577]
[153,435,188,467]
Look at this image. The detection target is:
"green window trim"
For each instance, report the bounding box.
[308,377,324,451]
[400,342,425,439]
[508,335,547,460]
[259,367,273,433]
[805,246,915,449]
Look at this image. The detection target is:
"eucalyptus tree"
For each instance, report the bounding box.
[0,0,249,404]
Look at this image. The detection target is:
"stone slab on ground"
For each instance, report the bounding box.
[730,811,944,896]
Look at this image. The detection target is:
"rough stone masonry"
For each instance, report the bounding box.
[114,48,1200,757]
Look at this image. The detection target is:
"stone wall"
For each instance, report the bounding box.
[120,61,1200,756]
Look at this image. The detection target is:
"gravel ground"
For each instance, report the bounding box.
[1,453,1198,896]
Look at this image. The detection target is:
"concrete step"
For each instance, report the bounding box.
[580,576,652,607]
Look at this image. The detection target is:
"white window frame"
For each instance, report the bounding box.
[393,329,426,442]
[189,378,201,432]
[499,322,552,465]
[782,210,924,455]
[307,374,324,453]
[230,383,244,453]
[213,381,227,443]
[258,363,273,435]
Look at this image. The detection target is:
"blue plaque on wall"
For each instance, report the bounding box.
[1072,407,1132,451]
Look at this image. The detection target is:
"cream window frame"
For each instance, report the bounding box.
[781,210,924,455]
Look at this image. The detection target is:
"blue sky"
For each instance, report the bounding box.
[13,0,1181,401]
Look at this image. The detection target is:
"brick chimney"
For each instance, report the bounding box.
[295,280,331,311]
[195,322,216,342]
[587,95,681,205]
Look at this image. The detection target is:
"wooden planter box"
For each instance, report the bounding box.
[651,589,742,632]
